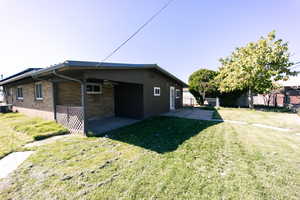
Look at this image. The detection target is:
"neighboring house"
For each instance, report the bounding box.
[220,86,300,109]
[0,87,3,103]
[182,88,198,106]
[0,60,187,133]
[282,86,300,111]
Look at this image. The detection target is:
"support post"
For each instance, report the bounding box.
[52,82,57,121]
[216,97,220,108]
[81,80,87,135]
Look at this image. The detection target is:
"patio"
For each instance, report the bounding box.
[87,117,140,135]
[162,108,214,120]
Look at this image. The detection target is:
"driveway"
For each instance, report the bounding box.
[162,108,214,120]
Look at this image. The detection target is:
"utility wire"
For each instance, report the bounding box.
[100,0,175,62]
[290,61,300,69]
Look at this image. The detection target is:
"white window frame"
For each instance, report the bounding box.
[35,83,43,100]
[176,89,181,99]
[16,87,23,100]
[154,87,161,96]
[86,83,102,94]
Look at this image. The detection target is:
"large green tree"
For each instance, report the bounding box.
[188,69,218,105]
[215,31,296,108]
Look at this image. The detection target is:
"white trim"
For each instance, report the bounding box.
[16,87,23,100]
[153,87,161,96]
[176,89,181,99]
[170,86,175,110]
[86,83,102,94]
[35,83,43,100]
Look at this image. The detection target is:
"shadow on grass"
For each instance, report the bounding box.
[184,105,223,120]
[88,114,223,154]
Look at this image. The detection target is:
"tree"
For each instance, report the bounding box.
[188,69,218,105]
[215,31,296,108]
[261,83,281,108]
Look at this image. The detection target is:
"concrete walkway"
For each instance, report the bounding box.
[162,108,214,120]
[24,135,72,148]
[0,151,34,179]
[163,108,291,132]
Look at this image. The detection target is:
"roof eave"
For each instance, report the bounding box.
[0,61,188,87]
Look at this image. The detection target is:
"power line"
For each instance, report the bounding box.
[290,61,300,69]
[100,0,175,62]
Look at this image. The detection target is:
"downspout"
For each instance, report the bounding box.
[51,70,87,134]
[52,70,83,84]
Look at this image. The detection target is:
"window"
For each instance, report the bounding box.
[154,87,160,96]
[86,83,102,94]
[16,87,23,100]
[35,83,43,100]
[176,89,181,99]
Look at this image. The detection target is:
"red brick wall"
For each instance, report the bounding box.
[290,96,300,104]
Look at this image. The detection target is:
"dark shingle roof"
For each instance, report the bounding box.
[1,68,42,82]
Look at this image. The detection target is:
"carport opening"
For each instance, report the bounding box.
[114,82,144,119]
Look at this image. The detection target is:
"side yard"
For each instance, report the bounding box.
[0,113,68,159]
[0,113,299,200]
[213,107,300,132]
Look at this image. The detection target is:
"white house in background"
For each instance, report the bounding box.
[183,88,198,106]
[0,86,3,103]
[0,75,3,103]
[277,74,300,87]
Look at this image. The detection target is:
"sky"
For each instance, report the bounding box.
[0,0,299,83]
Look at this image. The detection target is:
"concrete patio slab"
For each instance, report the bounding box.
[0,151,34,179]
[162,108,214,120]
[88,117,140,135]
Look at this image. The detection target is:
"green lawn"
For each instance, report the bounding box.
[0,113,68,158]
[213,107,300,131]
[0,113,299,200]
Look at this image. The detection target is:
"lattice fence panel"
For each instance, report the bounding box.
[56,105,84,134]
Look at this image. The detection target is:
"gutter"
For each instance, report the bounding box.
[52,70,82,83]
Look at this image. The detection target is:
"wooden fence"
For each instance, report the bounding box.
[56,105,84,134]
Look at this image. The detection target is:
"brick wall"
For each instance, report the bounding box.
[5,80,54,120]
[290,96,300,105]
[56,81,81,106]
[86,84,114,119]
[56,81,115,119]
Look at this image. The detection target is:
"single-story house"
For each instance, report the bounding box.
[0,60,187,133]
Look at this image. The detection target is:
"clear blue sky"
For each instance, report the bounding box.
[0,0,299,82]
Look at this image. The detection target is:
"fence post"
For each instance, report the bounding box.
[216,97,220,108]
[67,105,70,124]
[81,81,87,135]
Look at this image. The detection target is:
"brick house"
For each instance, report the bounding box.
[0,60,187,133]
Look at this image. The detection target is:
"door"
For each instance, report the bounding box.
[170,86,175,110]
[115,83,144,119]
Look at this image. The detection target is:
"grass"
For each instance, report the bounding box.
[212,107,300,131]
[0,113,68,158]
[0,115,299,200]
